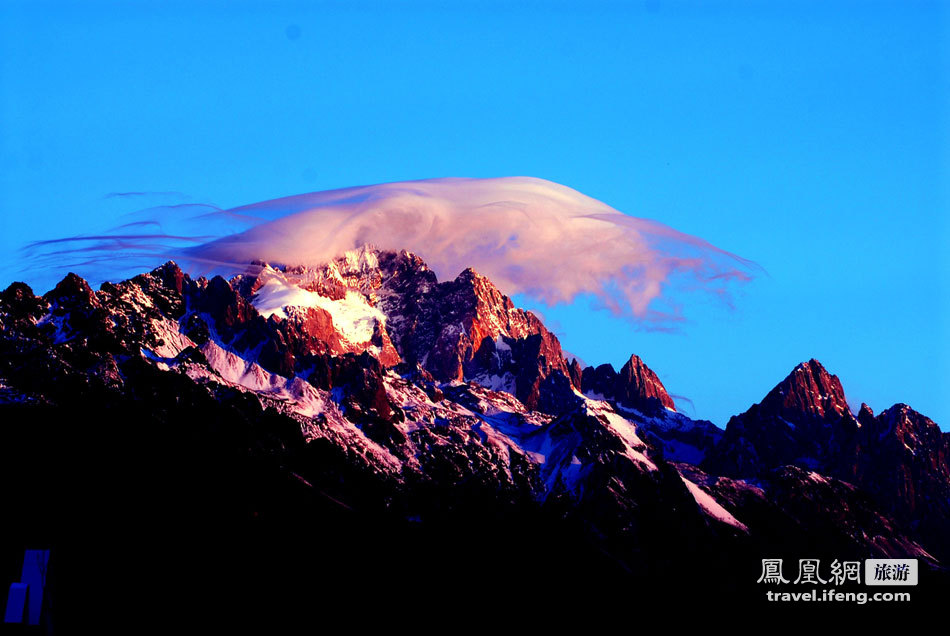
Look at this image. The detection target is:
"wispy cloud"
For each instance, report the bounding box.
[22,177,758,325]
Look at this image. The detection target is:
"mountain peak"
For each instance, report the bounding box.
[44,272,97,307]
[581,354,675,412]
[2,281,37,305]
[619,354,675,410]
[876,403,941,437]
[456,266,483,280]
[760,359,849,420]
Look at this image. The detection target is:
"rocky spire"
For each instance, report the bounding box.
[580,354,675,412]
[759,359,850,420]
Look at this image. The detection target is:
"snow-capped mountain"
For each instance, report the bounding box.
[1,247,948,620]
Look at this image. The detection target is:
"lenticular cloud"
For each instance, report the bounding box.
[23,177,757,324]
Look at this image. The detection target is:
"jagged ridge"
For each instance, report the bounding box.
[1,248,948,617]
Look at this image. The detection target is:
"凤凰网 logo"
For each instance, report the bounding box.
[757,558,917,586]
[757,558,862,585]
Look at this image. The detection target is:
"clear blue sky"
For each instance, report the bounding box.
[1,0,947,428]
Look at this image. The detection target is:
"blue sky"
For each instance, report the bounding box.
[1,0,947,427]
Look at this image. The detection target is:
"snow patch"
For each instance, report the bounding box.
[149,317,195,358]
[681,476,748,532]
[36,313,71,344]
[252,278,385,344]
[586,400,657,471]
[471,372,517,395]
